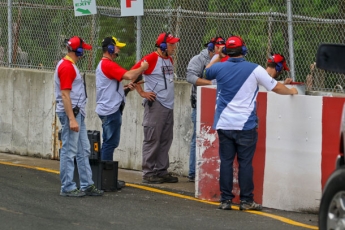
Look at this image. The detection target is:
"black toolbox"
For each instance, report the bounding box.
[58,129,120,191]
[100,161,119,191]
[87,130,101,160]
[58,130,101,160]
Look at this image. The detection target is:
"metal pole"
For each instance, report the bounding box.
[88,14,96,71]
[136,16,142,62]
[267,8,273,57]
[8,0,12,67]
[287,0,295,81]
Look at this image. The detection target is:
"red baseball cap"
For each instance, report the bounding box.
[225,36,244,49]
[204,36,225,48]
[155,33,180,46]
[67,36,92,50]
[268,53,290,71]
[215,37,225,47]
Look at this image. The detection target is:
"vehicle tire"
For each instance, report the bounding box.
[319,167,345,230]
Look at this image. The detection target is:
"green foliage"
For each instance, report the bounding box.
[1,0,345,90]
[96,15,136,70]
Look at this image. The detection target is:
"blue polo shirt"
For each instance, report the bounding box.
[205,57,277,130]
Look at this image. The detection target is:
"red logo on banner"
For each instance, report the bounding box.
[126,0,136,8]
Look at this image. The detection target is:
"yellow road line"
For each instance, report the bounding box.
[0,160,318,229]
[0,161,60,174]
[127,183,318,230]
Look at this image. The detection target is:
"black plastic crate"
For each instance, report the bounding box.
[73,160,119,191]
[58,130,101,160]
[100,161,119,192]
[74,158,102,190]
[87,130,101,160]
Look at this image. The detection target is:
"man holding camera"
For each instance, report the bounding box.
[55,36,103,197]
[95,36,148,164]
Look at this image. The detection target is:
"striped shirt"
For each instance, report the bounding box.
[205,57,277,130]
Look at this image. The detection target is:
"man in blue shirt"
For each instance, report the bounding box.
[205,35,298,211]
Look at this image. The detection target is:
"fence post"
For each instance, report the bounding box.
[136,16,142,62]
[267,8,273,57]
[287,0,295,81]
[7,0,12,67]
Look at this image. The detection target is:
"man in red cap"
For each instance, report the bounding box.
[54,36,104,197]
[209,36,228,63]
[204,35,297,211]
[132,32,180,184]
[266,53,292,84]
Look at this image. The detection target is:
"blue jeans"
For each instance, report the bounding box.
[57,112,94,192]
[99,110,122,161]
[217,128,258,202]
[188,108,196,178]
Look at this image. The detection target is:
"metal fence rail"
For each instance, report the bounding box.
[1,0,345,93]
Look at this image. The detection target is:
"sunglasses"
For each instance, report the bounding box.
[216,40,225,45]
[210,37,225,45]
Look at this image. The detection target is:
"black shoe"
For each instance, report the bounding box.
[187,176,195,182]
[239,200,262,211]
[60,188,85,197]
[83,184,104,196]
[142,175,165,184]
[117,180,126,189]
[218,200,232,210]
[158,173,178,183]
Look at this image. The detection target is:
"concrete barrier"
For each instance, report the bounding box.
[196,85,344,212]
[3,67,342,212]
[0,68,56,158]
[0,67,194,175]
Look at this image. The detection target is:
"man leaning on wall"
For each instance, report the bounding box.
[186,37,221,182]
[204,35,298,211]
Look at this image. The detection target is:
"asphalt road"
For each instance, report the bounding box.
[0,164,318,230]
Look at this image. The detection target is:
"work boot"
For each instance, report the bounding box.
[60,188,85,197]
[83,184,104,196]
[142,175,165,184]
[187,176,195,182]
[117,180,126,189]
[158,173,178,183]
[239,200,262,211]
[218,200,232,210]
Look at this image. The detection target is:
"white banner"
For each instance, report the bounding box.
[121,0,144,16]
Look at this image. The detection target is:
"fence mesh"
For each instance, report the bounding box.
[1,0,345,93]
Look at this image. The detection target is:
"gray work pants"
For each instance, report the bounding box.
[142,101,174,177]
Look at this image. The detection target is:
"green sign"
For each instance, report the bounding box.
[73,0,97,16]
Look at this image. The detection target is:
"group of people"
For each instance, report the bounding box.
[54,32,298,211]
[54,33,180,197]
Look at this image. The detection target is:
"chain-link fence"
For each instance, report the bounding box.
[1,0,345,93]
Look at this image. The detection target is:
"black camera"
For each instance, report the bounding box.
[72,106,80,118]
[190,95,196,108]
[148,100,153,107]
[119,101,125,114]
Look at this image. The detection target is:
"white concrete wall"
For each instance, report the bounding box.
[0,68,56,158]
[0,68,194,175]
[263,93,322,211]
